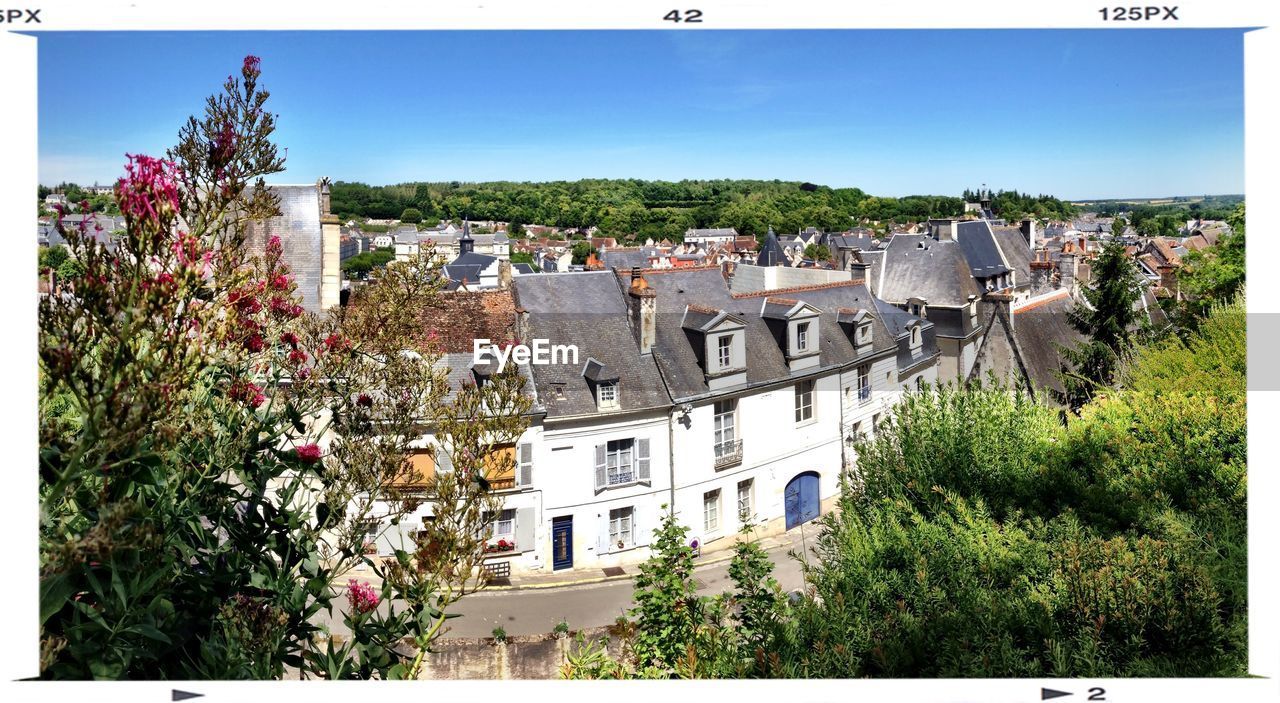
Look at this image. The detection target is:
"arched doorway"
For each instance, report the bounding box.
[784,471,820,529]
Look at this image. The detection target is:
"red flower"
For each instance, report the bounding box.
[294,443,322,464]
[243,334,264,353]
[114,154,181,230]
[243,55,262,80]
[356,393,373,408]
[280,331,300,347]
[288,349,308,365]
[270,274,291,290]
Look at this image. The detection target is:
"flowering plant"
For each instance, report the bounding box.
[38,55,532,681]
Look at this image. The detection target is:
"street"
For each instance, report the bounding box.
[319,533,814,639]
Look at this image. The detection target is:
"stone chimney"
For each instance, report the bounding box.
[627,266,657,355]
[1020,218,1037,250]
[928,218,955,241]
[498,259,513,290]
[849,256,873,291]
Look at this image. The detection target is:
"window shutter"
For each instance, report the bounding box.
[436,446,452,473]
[594,444,607,491]
[636,438,651,482]
[514,507,535,553]
[517,443,533,486]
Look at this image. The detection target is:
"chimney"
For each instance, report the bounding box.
[319,178,342,311]
[627,267,657,355]
[1020,218,1037,250]
[498,259,513,290]
[849,257,872,291]
[928,218,955,241]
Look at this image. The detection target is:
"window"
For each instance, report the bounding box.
[605,439,634,485]
[597,382,619,409]
[916,376,925,391]
[483,508,516,540]
[910,303,921,316]
[911,327,921,347]
[796,321,811,351]
[857,365,871,403]
[594,438,650,490]
[704,489,721,532]
[609,507,634,547]
[360,521,379,555]
[717,335,732,368]
[794,380,815,423]
[873,413,882,434]
[736,480,753,522]
[713,399,737,455]
[851,421,863,441]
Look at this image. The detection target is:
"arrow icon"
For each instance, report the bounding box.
[172,691,204,701]
[1041,689,1072,701]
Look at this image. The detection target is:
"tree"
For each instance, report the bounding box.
[1053,242,1142,412]
[39,246,69,274]
[55,257,85,281]
[38,55,530,681]
[1176,203,1245,322]
[570,241,596,266]
[803,244,831,261]
[627,506,703,671]
[399,207,422,224]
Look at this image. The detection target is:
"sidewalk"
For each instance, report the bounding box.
[338,526,817,593]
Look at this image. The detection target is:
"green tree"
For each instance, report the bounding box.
[803,244,831,261]
[39,246,69,274]
[1176,203,1245,322]
[627,506,703,671]
[399,207,422,224]
[1053,242,1142,412]
[570,241,596,266]
[55,258,85,280]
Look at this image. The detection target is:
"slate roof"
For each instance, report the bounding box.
[828,235,879,251]
[685,227,738,238]
[756,228,788,267]
[601,248,660,270]
[990,225,1032,286]
[513,263,537,275]
[876,234,983,307]
[436,352,542,411]
[511,271,671,418]
[955,220,1011,278]
[635,268,898,401]
[1010,296,1086,393]
[443,264,484,285]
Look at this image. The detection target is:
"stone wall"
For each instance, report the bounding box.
[420,626,622,680]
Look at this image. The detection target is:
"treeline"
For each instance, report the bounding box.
[961,187,1078,222]
[37,183,120,214]
[331,180,1074,242]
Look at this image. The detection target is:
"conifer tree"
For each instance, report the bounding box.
[1054,241,1141,411]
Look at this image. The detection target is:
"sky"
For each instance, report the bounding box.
[37,29,1246,200]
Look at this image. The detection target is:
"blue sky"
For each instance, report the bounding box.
[37,29,1245,200]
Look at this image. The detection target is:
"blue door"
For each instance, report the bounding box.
[552,516,573,570]
[784,472,820,529]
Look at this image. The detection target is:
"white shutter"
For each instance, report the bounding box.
[436,446,452,473]
[636,438,651,482]
[517,443,533,487]
[594,444,607,491]
[514,507,535,553]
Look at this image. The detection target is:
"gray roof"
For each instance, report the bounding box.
[756,228,788,267]
[685,227,738,238]
[828,234,879,251]
[955,220,1011,278]
[990,225,1032,286]
[872,297,940,372]
[876,234,983,308]
[511,271,671,418]
[601,248,658,270]
[1011,297,1086,393]
[513,263,537,275]
[640,268,898,401]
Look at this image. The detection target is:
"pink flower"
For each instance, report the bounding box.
[270,274,290,290]
[243,55,262,80]
[347,579,378,614]
[229,380,265,408]
[288,349,308,365]
[294,443,322,464]
[280,331,300,348]
[267,236,283,256]
[115,154,181,230]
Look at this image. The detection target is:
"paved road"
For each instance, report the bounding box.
[319,534,814,639]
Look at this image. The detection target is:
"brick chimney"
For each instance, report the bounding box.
[627,267,657,355]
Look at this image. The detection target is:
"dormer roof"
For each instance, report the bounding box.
[582,357,619,383]
[759,297,821,321]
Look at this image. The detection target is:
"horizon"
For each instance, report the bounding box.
[37,29,1245,200]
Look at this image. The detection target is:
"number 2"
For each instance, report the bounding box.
[1088,688,1106,701]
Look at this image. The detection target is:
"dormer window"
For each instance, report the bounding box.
[907,297,928,319]
[838,308,873,353]
[717,335,732,368]
[583,357,621,411]
[597,382,619,409]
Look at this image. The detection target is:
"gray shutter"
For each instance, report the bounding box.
[518,443,533,487]
[514,507,535,553]
[636,438,651,482]
[436,446,452,473]
[594,444,607,491]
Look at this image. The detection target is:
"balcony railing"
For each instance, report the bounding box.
[714,439,744,468]
[858,384,872,404]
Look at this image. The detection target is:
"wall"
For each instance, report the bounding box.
[729,263,852,294]
[420,628,622,680]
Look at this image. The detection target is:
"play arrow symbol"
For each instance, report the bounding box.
[1041,689,1072,701]
[172,691,204,701]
